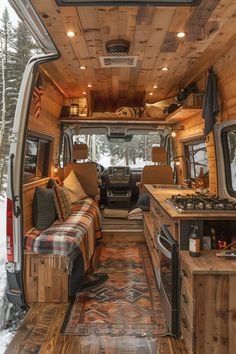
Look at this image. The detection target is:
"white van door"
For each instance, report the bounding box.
[5,0,59,305]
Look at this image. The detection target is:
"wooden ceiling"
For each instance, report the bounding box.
[33,0,236,107]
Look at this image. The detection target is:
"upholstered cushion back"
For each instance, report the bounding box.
[151,147,167,163]
[64,163,99,197]
[73,144,88,160]
[140,165,173,193]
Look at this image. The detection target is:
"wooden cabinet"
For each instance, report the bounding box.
[24,253,69,303]
[143,212,161,286]
[180,251,236,354]
[150,196,178,240]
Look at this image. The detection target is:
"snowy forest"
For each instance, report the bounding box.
[0,7,39,351]
[0,7,39,198]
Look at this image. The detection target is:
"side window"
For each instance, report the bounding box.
[222,125,236,195]
[24,132,53,182]
[184,139,208,180]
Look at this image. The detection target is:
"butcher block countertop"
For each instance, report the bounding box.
[145,184,236,220]
[181,250,236,274]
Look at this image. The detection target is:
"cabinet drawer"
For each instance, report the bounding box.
[180,306,195,354]
[180,260,193,295]
[150,197,177,240]
[181,278,194,325]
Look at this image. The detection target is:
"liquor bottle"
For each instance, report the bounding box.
[195,167,208,193]
[210,227,217,249]
[189,224,201,257]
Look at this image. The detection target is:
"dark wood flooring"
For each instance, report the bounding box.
[6,227,188,354]
[6,303,188,354]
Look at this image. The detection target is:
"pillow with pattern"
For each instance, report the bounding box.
[63,170,87,203]
[33,187,57,230]
[53,185,72,221]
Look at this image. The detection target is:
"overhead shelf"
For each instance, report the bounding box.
[165,106,202,124]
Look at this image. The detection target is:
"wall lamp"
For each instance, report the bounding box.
[70,103,79,116]
[168,126,185,138]
[174,155,192,188]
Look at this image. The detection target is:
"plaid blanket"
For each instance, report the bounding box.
[25,198,101,272]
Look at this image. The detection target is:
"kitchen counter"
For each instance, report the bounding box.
[145,184,236,220]
[181,250,236,274]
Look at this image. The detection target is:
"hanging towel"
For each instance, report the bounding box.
[202,67,220,139]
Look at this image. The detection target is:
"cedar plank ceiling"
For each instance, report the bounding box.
[32,0,236,107]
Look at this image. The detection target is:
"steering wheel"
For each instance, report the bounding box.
[90,161,105,177]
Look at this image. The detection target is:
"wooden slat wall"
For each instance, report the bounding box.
[175,40,236,195]
[23,71,65,234]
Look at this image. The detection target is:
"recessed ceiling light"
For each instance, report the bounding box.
[149,92,153,96]
[67,31,76,37]
[82,91,87,95]
[162,67,169,71]
[88,84,92,88]
[79,65,86,70]
[153,85,158,89]
[177,32,186,38]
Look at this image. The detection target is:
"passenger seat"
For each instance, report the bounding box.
[139,147,173,194]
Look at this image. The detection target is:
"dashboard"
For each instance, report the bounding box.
[107,166,131,185]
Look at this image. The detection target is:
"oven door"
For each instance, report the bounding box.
[157,225,179,336]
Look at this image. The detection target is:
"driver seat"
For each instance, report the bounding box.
[64,144,99,199]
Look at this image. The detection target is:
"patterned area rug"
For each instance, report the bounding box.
[61,243,166,337]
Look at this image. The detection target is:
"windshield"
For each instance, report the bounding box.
[73,133,163,168]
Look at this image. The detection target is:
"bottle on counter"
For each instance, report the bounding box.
[210,227,217,249]
[189,224,201,257]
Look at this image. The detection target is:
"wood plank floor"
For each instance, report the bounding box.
[6,230,188,354]
[6,303,188,354]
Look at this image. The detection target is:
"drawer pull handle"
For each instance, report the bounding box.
[182,294,188,304]
[181,318,188,329]
[180,269,187,278]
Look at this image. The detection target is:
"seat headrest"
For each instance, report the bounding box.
[73,144,88,160]
[151,147,167,163]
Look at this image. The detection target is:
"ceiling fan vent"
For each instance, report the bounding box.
[100,56,138,68]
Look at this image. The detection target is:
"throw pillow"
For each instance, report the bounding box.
[33,187,57,230]
[53,185,72,221]
[47,177,62,188]
[137,193,150,211]
[63,170,87,203]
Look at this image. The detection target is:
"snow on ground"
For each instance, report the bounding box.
[0,198,14,354]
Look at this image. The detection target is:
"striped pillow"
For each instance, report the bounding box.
[53,185,72,221]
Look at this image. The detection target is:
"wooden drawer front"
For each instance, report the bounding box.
[180,306,195,354]
[144,227,160,268]
[181,279,194,325]
[150,198,177,240]
[180,260,193,295]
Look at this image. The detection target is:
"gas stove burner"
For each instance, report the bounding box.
[167,194,236,213]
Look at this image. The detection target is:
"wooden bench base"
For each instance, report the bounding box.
[24,253,69,303]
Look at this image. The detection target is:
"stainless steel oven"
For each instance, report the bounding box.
[156,225,179,336]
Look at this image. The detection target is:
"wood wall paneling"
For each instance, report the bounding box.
[23,71,65,234]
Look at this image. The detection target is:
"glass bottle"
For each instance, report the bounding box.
[189,224,201,257]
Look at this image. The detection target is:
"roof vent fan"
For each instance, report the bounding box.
[106,39,130,56]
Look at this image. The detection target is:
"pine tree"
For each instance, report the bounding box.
[0,10,39,198]
[0,7,15,199]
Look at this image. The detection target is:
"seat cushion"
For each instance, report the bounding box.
[33,187,57,230]
[53,185,72,221]
[63,170,87,203]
